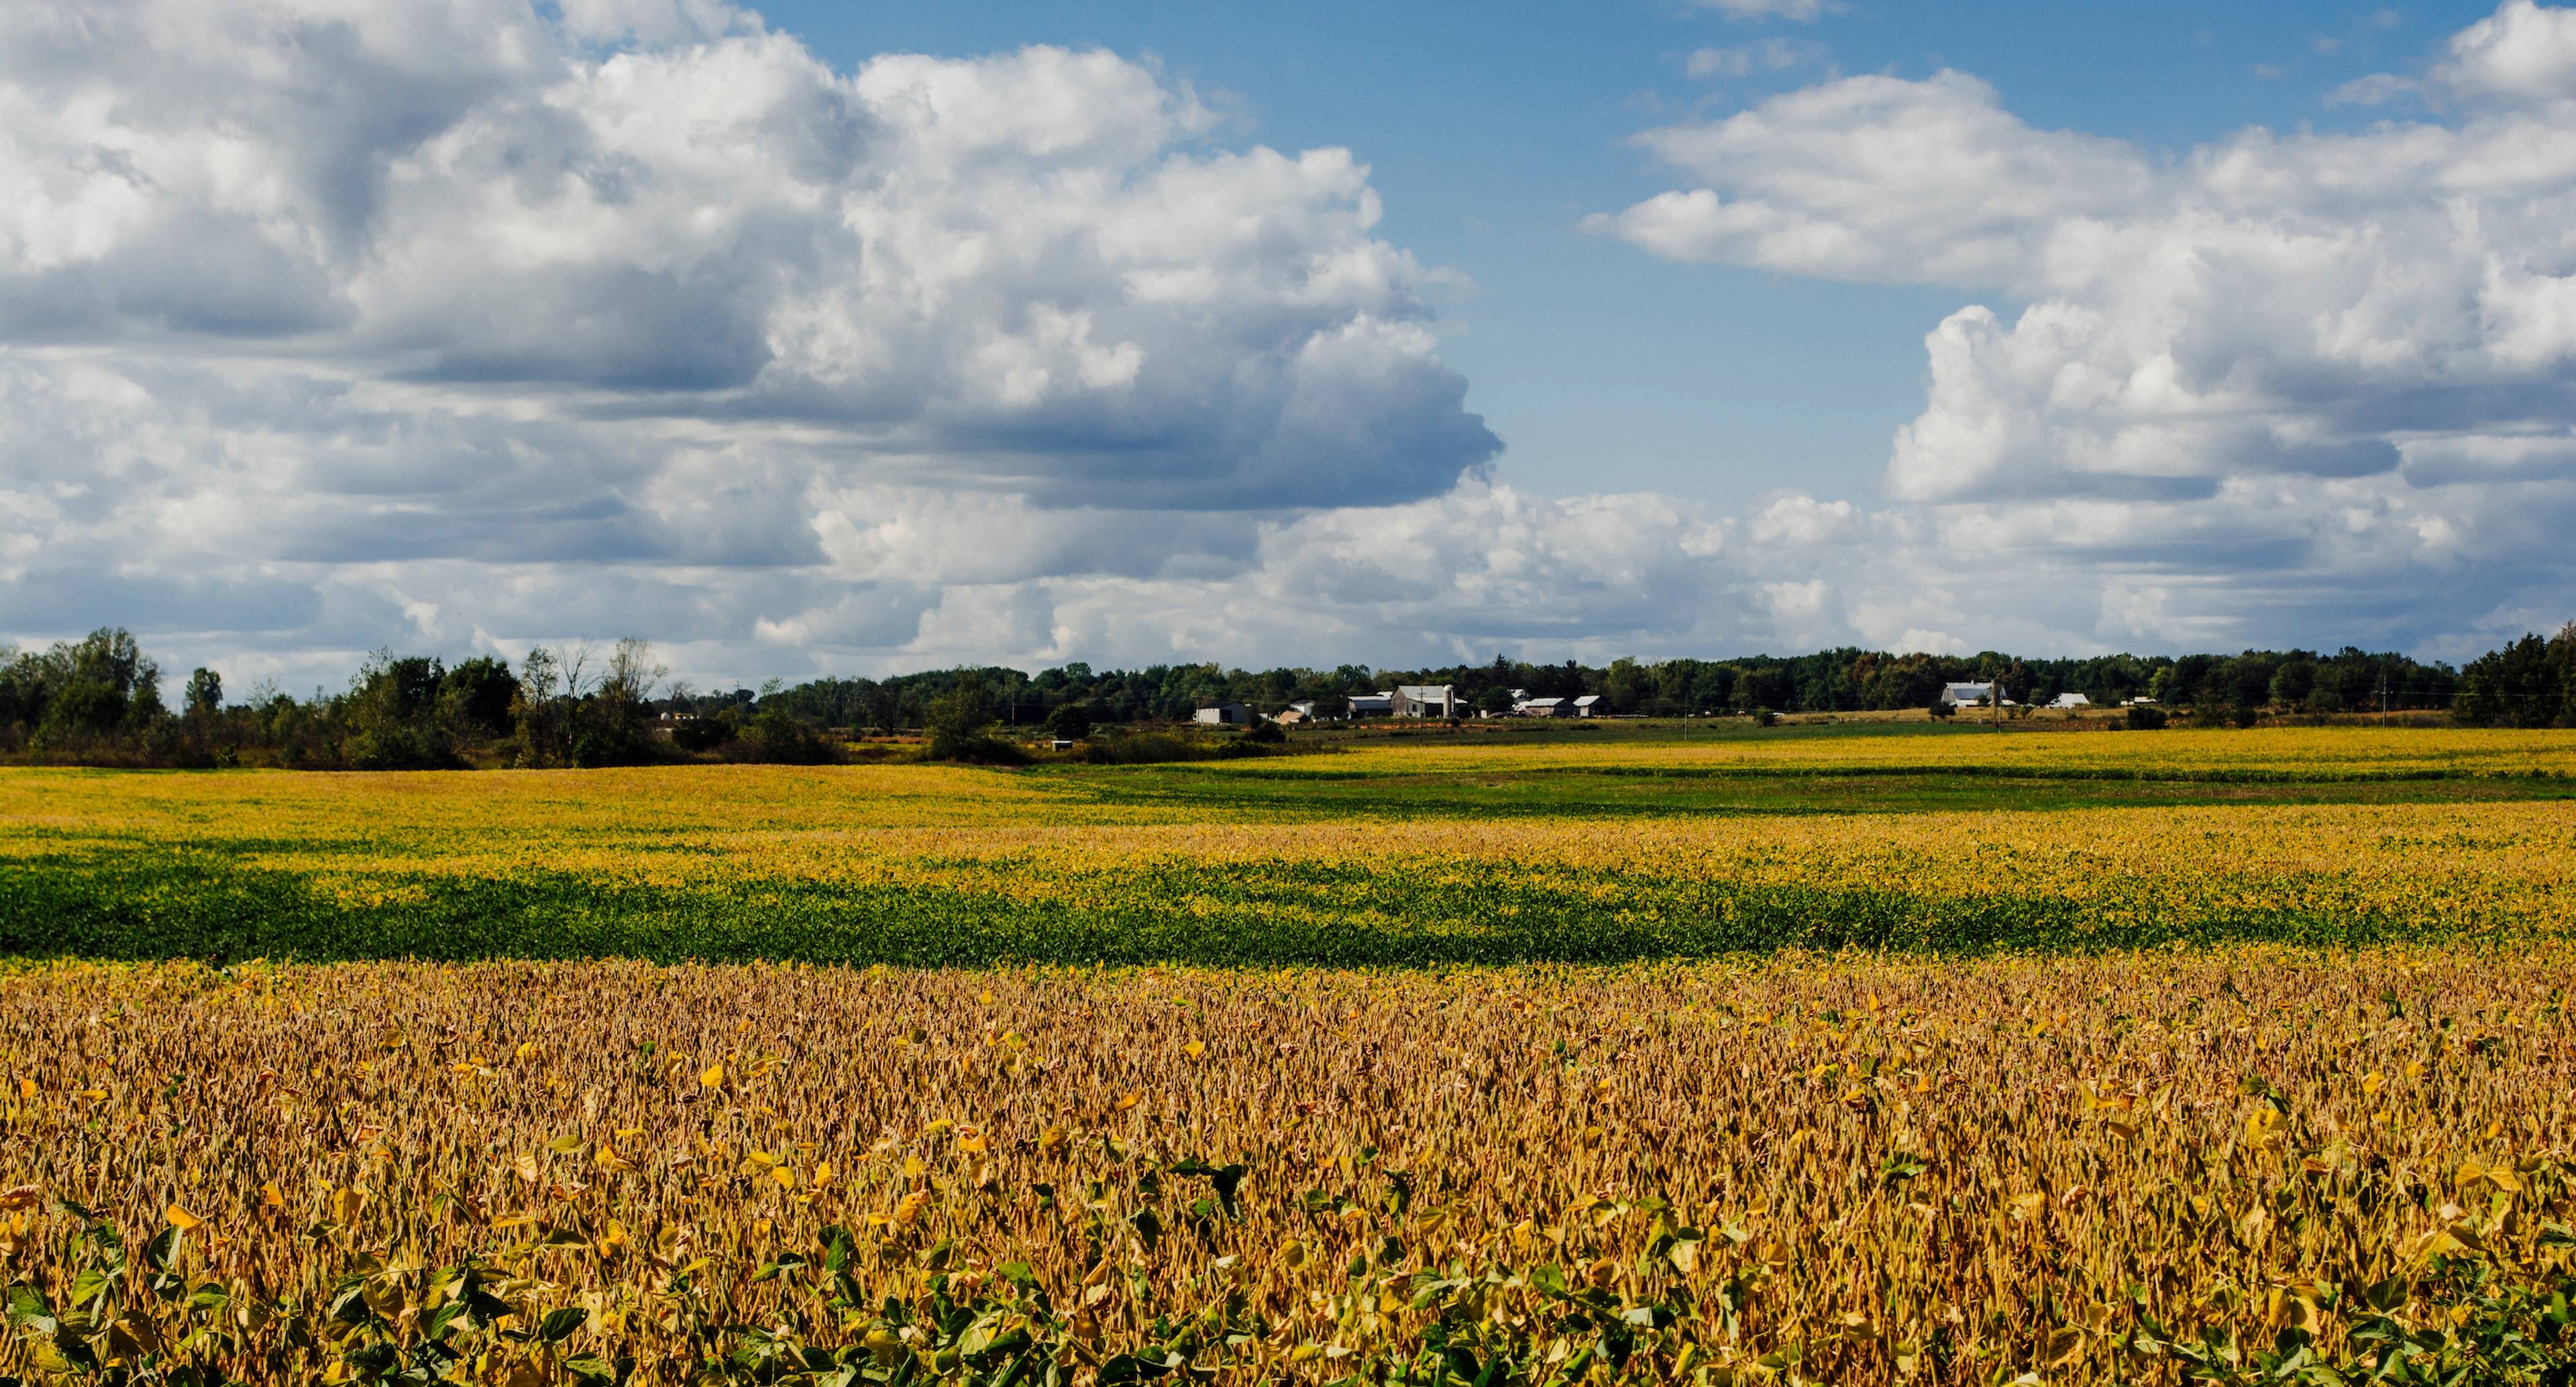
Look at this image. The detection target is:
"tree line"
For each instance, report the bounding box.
[0,624,2567,769]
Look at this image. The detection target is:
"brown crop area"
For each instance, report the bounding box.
[2,951,2573,1384]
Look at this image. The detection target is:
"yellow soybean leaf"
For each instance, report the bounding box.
[1183,1041,1205,1060]
[699,1063,724,1089]
[2363,1070,2385,1097]
[771,1166,796,1190]
[15,1078,33,1099]
[1117,1093,1142,1111]
[330,1186,366,1225]
[259,1182,284,1209]
[165,1203,203,1231]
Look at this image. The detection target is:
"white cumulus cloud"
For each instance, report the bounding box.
[1595,0,2576,657]
[0,0,1527,685]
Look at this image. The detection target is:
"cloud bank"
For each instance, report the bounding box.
[0,0,1520,685]
[6,0,2576,689]
[1595,0,2576,661]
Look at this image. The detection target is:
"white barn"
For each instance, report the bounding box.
[1391,685,1461,718]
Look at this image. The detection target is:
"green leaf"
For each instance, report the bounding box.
[68,1268,114,1310]
[538,1305,590,1343]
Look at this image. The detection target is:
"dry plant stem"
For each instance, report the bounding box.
[1,950,2571,1384]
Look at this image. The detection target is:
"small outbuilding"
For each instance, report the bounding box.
[1193,703,1253,726]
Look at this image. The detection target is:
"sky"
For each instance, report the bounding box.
[4,0,2574,694]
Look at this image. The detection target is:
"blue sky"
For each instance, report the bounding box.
[1,0,2571,689]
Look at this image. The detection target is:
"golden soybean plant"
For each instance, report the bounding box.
[0,952,2571,1384]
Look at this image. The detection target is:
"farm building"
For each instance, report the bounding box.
[2047,692,2092,709]
[1941,681,1998,706]
[1346,693,1394,718]
[1390,685,1460,718]
[1571,695,1604,717]
[1192,703,1253,726]
[1515,696,1566,718]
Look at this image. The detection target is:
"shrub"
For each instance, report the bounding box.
[741,706,833,765]
[2127,706,2168,730]
[1044,702,1095,741]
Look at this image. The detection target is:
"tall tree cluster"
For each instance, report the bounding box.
[0,624,2558,769]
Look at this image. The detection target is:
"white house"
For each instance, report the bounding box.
[1571,694,1604,718]
[1391,684,1460,718]
[1346,692,1394,718]
[1941,681,1998,706]
[1193,702,1252,726]
[2047,692,2092,710]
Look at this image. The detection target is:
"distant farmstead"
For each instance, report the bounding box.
[1941,681,1998,706]
[1571,695,1603,718]
[2047,692,2092,709]
[1390,685,1461,718]
[1192,702,1253,726]
[1346,693,1394,718]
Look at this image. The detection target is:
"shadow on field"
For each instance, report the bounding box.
[0,847,2483,967]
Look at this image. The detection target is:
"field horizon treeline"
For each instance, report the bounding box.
[5,622,2574,771]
